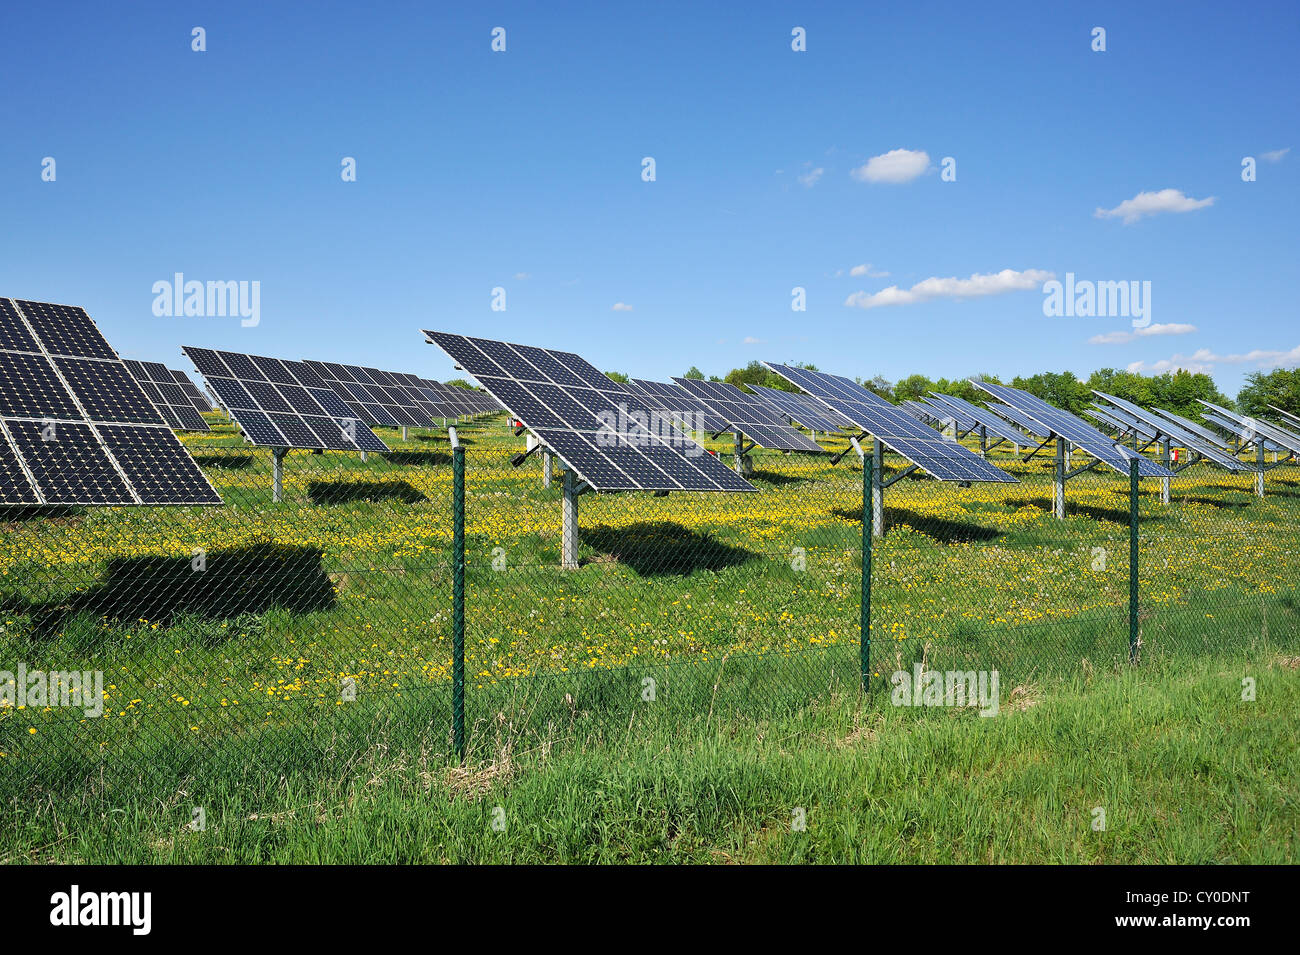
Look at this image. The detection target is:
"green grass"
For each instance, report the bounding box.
[5,639,1296,863]
[1,411,1298,862]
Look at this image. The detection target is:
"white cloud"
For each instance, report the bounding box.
[514,272,530,280]
[844,268,1053,309]
[849,263,889,278]
[742,336,765,345]
[1094,188,1216,224]
[1262,147,1290,163]
[1088,323,1197,344]
[850,149,930,184]
[798,166,824,187]
[612,302,633,311]
[1127,344,1300,374]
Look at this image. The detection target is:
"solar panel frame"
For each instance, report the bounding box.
[762,362,1017,483]
[424,331,755,493]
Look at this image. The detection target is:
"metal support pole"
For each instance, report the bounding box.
[272,447,286,503]
[542,449,552,489]
[871,438,884,538]
[1257,442,1265,497]
[861,450,872,693]
[401,426,408,441]
[979,425,987,457]
[561,468,579,570]
[733,431,744,474]
[451,435,466,760]
[1129,457,1139,664]
[1160,437,1170,504]
[1053,439,1066,520]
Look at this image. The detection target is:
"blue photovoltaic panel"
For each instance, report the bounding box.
[988,401,1053,439]
[0,299,220,506]
[123,360,210,432]
[183,347,390,454]
[918,397,975,430]
[424,331,755,493]
[670,378,823,452]
[1089,391,1253,472]
[1084,405,1160,441]
[625,378,732,434]
[924,392,1030,446]
[763,362,1016,483]
[1197,400,1300,456]
[1150,407,1240,450]
[747,383,848,433]
[970,379,1175,478]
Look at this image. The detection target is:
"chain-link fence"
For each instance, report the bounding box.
[2,417,1297,804]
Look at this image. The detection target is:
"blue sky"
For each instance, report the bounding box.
[2,1,1296,397]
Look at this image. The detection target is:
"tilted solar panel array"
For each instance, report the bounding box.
[988,400,1053,439]
[422,379,498,417]
[124,360,210,432]
[670,378,824,452]
[303,360,436,428]
[917,396,975,430]
[763,362,1016,483]
[171,368,213,415]
[748,383,849,433]
[1085,404,1159,441]
[971,380,1175,478]
[424,331,755,493]
[1089,391,1251,472]
[183,347,389,452]
[925,392,1029,445]
[1198,400,1300,456]
[624,378,732,434]
[0,299,221,506]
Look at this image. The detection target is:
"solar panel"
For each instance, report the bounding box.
[424,331,755,493]
[1197,400,1300,457]
[124,360,210,431]
[924,392,1030,446]
[1149,408,1239,450]
[747,383,849,433]
[1084,405,1159,441]
[0,299,220,506]
[303,360,469,427]
[183,347,390,453]
[1090,391,1254,472]
[971,380,1175,478]
[171,368,213,415]
[763,362,1016,483]
[670,378,824,453]
[916,396,976,430]
[988,401,1053,439]
[1269,405,1300,431]
[901,400,942,425]
[624,378,732,434]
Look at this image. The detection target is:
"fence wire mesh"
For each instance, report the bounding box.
[1,414,1297,806]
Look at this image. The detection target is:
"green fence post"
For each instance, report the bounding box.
[861,452,872,692]
[1129,456,1139,664]
[452,443,466,760]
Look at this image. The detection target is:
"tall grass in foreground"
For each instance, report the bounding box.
[4,599,1297,863]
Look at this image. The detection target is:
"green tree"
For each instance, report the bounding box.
[893,374,934,402]
[683,366,705,380]
[604,370,629,384]
[1010,371,1091,415]
[1237,368,1300,417]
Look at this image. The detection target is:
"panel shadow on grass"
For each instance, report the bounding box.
[307,480,427,505]
[10,542,335,640]
[581,522,754,576]
[190,453,256,470]
[831,506,1002,543]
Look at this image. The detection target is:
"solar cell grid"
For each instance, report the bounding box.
[0,301,220,506]
[1090,391,1251,472]
[671,377,823,452]
[123,360,211,432]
